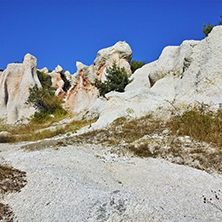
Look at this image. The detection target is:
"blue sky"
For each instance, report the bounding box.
[0,0,222,73]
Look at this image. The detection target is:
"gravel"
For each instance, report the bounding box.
[0,141,222,221]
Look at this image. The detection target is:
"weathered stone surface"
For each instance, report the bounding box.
[90,26,222,128]
[65,62,98,112]
[94,41,132,82]
[0,53,41,123]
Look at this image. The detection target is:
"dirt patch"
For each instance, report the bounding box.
[0,165,27,195]
[0,165,27,221]
[0,203,14,221]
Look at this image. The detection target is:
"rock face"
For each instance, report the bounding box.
[87,26,222,128]
[64,41,132,112]
[65,62,97,112]
[0,54,41,123]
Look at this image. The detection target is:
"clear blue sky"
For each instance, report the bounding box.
[1,0,222,73]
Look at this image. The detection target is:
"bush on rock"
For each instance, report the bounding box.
[26,71,67,123]
[94,62,132,97]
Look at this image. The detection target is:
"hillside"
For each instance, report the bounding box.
[0,26,222,221]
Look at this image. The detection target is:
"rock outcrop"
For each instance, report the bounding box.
[0,54,41,123]
[86,26,222,128]
[3,26,222,126]
[49,65,66,98]
[65,62,97,112]
[64,41,132,112]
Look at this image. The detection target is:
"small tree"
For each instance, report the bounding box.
[94,62,132,97]
[130,60,146,73]
[26,71,67,123]
[202,23,214,37]
[202,15,222,37]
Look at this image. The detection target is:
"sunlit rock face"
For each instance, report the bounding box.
[0,53,41,123]
[64,41,132,112]
[88,26,222,128]
[49,65,66,99]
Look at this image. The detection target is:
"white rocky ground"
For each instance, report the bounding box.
[0,139,222,221]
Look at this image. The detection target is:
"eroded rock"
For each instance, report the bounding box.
[64,41,133,113]
[0,54,41,123]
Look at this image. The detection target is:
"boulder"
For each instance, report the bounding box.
[0,53,41,123]
[94,41,132,82]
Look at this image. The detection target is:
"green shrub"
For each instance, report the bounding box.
[27,71,67,123]
[130,60,146,73]
[202,23,214,37]
[202,15,222,37]
[94,62,132,97]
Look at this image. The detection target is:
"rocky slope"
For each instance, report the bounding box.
[1,137,222,221]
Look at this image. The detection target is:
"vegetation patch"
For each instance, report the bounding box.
[0,164,27,221]
[167,107,222,147]
[0,165,27,195]
[26,70,67,124]
[0,116,97,143]
[94,62,132,97]
[71,106,222,174]
[130,60,146,73]
[0,203,14,222]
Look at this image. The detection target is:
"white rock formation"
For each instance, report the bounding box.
[88,26,222,128]
[0,54,41,123]
[55,65,63,73]
[49,65,65,98]
[64,70,72,82]
[38,67,48,73]
[94,41,132,82]
[64,41,132,112]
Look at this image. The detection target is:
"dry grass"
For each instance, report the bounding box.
[0,117,97,143]
[167,108,222,147]
[75,108,222,173]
